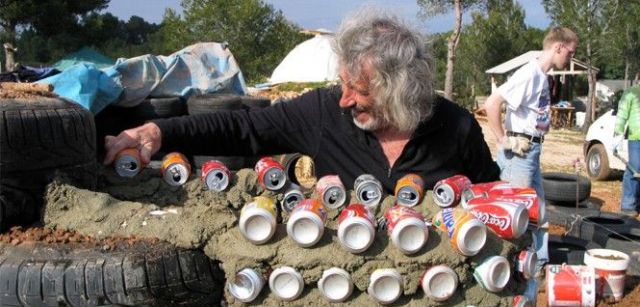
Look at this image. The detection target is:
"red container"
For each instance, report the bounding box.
[255,157,287,191]
[464,197,529,239]
[546,264,595,307]
[433,175,471,207]
[200,160,231,192]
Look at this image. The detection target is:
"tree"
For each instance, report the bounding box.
[543,0,621,131]
[417,0,485,101]
[158,0,306,83]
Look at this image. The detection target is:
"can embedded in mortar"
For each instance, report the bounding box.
[114,148,145,177]
[433,174,471,208]
[433,207,487,256]
[227,268,264,303]
[286,198,327,247]
[473,255,511,293]
[420,265,458,302]
[394,173,424,207]
[368,268,403,304]
[514,249,537,280]
[255,156,287,191]
[318,267,353,303]
[200,159,231,192]
[337,203,376,253]
[315,175,346,210]
[463,197,529,239]
[384,205,428,255]
[354,174,383,208]
[160,152,191,186]
[239,196,277,244]
[282,183,304,212]
[269,266,304,301]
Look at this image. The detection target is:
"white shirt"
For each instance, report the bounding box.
[498,60,551,137]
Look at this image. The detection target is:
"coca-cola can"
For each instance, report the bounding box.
[464,197,529,239]
[114,148,145,177]
[514,249,538,280]
[282,183,304,212]
[461,181,510,206]
[490,194,539,225]
[315,175,346,210]
[255,157,287,191]
[384,205,428,254]
[433,175,471,208]
[160,152,191,186]
[337,204,376,253]
[394,173,425,207]
[354,174,383,209]
[200,160,231,192]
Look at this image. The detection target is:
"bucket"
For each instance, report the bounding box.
[575,111,585,127]
[546,264,595,307]
[583,248,630,302]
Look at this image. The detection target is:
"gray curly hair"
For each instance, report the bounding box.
[332,8,435,132]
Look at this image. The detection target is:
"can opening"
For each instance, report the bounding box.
[245,215,272,243]
[490,260,510,289]
[229,273,255,300]
[292,218,321,245]
[398,224,426,253]
[273,273,301,299]
[462,223,486,254]
[372,275,401,303]
[343,222,372,251]
[429,271,456,299]
[322,274,350,300]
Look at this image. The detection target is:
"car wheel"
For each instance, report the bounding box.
[541,172,591,203]
[586,143,611,180]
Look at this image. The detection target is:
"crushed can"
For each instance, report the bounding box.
[394,173,425,207]
[255,156,287,191]
[200,159,231,192]
[160,152,191,186]
[114,148,145,177]
[354,174,383,209]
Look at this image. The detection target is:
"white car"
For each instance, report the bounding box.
[584,109,628,180]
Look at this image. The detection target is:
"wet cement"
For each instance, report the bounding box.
[45,165,531,306]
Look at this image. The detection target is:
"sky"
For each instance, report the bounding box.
[106,0,551,34]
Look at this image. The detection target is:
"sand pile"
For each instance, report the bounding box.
[44,165,531,306]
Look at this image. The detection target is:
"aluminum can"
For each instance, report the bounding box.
[227,268,264,303]
[354,174,383,208]
[433,174,471,207]
[513,295,532,307]
[433,208,487,256]
[420,265,458,302]
[239,196,277,244]
[473,256,511,292]
[287,198,327,247]
[160,152,191,186]
[546,264,596,307]
[315,175,346,209]
[318,267,353,302]
[368,268,403,304]
[282,183,304,212]
[394,173,424,207]
[464,197,529,239]
[461,180,510,205]
[514,249,538,280]
[384,205,428,254]
[337,204,376,253]
[269,266,304,301]
[255,156,287,191]
[114,148,145,177]
[200,160,231,192]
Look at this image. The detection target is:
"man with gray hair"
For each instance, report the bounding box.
[104,9,499,192]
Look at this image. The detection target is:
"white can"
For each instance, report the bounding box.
[515,249,538,280]
[337,204,376,253]
[354,174,383,209]
[368,268,403,305]
[286,199,327,247]
[227,268,264,303]
[239,196,277,244]
[420,265,458,301]
[473,256,511,292]
[269,266,304,301]
[318,267,353,303]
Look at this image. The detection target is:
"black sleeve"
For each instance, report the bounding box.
[152,89,326,156]
[461,116,501,183]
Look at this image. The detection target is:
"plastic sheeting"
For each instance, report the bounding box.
[269,34,339,84]
[37,42,247,114]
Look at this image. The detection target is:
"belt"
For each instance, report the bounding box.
[506,131,544,143]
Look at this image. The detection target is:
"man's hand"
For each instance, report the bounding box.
[613,134,624,154]
[500,136,531,156]
[103,123,162,165]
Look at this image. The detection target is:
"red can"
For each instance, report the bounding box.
[546,264,595,307]
[315,175,346,209]
[255,156,287,191]
[433,175,472,208]
[200,160,231,192]
[337,204,376,253]
[512,295,532,307]
[114,148,145,178]
[384,205,428,254]
[338,204,376,226]
[464,197,529,239]
[394,174,425,207]
[160,152,191,186]
[461,180,510,205]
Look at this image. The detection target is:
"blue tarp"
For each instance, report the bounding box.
[37,42,247,114]
[52,47,115,71]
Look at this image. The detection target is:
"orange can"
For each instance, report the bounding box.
[433,207,487,256]
[394,174,424,207]
[114,148,145,177]
[160,152,191,186]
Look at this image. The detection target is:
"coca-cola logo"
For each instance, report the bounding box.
[471,211,510,231]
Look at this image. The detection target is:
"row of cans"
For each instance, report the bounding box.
[228,251,537,305]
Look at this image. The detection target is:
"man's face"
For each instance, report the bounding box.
[555,41,577,70]
[338,66,382,131]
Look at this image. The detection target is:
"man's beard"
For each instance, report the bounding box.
[351,107,385,131]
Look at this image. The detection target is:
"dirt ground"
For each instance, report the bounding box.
[477,119,638,307]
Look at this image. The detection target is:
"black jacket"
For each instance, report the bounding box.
[155,86,499,192]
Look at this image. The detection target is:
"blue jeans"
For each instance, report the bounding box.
[621,140,640,212]
[497,143,548,263]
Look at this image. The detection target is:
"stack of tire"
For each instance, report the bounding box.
[0,97,97,230]
[95,93,272,169]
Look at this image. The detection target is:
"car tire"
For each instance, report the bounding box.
[240,95,271,109]
[0,97,97,230]
[0,242,224,306]
[187,93,242,115]
[586,143,611,180]
[131,97,186,120]
[542,172,591,203]
[546,199,602,226]
[548,234,603,265]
